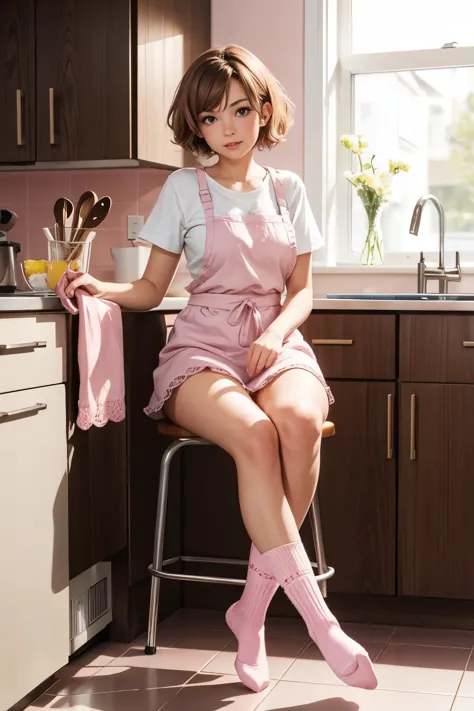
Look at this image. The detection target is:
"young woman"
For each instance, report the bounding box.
[65,45,377,694]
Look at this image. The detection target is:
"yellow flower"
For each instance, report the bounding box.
[340,134,358,150]
[389,159,410,174]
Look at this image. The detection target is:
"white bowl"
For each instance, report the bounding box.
[20,262,54,293]
[111,245,151,283]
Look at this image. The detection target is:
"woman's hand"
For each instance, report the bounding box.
[65,271,107,299]
[247,328,284,378]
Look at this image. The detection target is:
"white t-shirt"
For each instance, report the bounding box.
[140,167,323,278]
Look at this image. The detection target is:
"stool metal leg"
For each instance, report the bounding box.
[145,439,181,655]
[309,492,329,598]
[145,436,334,655]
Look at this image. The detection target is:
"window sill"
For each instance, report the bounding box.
[312,264,474,275]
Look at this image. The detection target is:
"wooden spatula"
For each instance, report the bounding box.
[53,197,74,241]
[70,190,97,240]
[73,196,112,243]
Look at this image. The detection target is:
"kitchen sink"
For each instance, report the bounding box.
[327,293,474,301]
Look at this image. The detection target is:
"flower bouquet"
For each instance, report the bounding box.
[341,135,409,265]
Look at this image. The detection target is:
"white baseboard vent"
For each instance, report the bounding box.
[69,562,113,654]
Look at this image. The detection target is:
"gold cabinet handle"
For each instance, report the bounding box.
[410,393,416,461]
[463,341,474,347]
[49,88,55,145]
[387,393,393,459]
[16,89,24,146]
[311,339,354,346]
[0,403,47,421]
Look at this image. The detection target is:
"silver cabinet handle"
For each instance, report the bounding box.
[410,394,416,461]
[463,341,474,347]
[0,341,47,352]
[0,403,47,421]
[387,393,393,460]
[16,89,24,146]
[311,339,354,346]
[49,88,55,145]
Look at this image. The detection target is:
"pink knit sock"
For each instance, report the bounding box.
[262,542,377,690]
[225,544,279,692]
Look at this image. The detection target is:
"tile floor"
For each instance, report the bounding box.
[28,609,474,710]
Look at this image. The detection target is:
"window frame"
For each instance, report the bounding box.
[305,0,474,267]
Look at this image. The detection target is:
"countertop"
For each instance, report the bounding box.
[0,294,190,313]
[3,293,474,313]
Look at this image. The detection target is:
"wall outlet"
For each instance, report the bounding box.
[127,215,144,241]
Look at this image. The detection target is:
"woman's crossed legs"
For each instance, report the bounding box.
[164,369,377,692]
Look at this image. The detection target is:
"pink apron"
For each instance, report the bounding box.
[144,167,333,419]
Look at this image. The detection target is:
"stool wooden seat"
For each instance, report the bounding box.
[145,416,336,655]
[158,419,336,439]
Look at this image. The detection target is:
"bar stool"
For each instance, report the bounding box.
[145,419,336,654]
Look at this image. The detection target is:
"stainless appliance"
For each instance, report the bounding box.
[0,210,20,293]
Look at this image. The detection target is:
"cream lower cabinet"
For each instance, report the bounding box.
[0,384,69,711]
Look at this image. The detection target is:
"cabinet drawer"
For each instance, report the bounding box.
[0,384,69,710]
[400,314,474,383]
[301,314,396,379]
[0,314,66,393]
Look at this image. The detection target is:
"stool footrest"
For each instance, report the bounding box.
[149,557,335,586]
[162,554,329,572]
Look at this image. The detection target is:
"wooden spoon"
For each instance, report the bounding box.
[53,197,74,241]
[71,190,98,242]
[73,196,112,243]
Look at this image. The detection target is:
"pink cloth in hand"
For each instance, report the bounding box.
[56,269,125,430]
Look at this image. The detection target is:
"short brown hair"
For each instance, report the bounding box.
[167,45,294,157]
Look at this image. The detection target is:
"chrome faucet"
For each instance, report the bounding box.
[409,194,461,294]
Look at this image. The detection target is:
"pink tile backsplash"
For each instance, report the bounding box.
[0,167,169,280]
[138,168,168,204]
[0,173,27,203]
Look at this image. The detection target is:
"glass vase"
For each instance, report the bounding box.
[360,203,384,266]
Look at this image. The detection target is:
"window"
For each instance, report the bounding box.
[352,0,474,54]
[306,0,474,265]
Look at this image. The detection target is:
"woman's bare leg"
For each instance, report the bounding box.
[254,369,329,528]
[253,370,377,690]
[164,369,299,552]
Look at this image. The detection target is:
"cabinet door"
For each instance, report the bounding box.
[0,0,35,162]
[137,0,211,167]
[67,316,127,580]
[318,380,397,595]
[0,385,69,711]
[35,0,131,161]
[399,383,474,599]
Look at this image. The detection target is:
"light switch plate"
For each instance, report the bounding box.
[127,215,144,241]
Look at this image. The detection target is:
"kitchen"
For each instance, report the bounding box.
[2,1,474,710]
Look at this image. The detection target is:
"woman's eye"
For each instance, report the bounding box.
[202,116,216,125]
[236,107,251,117]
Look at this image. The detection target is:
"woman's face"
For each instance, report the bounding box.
[198,78,271,159]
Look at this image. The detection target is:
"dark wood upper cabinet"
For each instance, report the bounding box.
[0,0,35,163]
[0,0,210,165]
[399,382,474,599]
[35,0,132,162]
[319,380,397,595]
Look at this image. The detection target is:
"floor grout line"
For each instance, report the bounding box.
[253,678,283,710]
[451,646,474,706]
